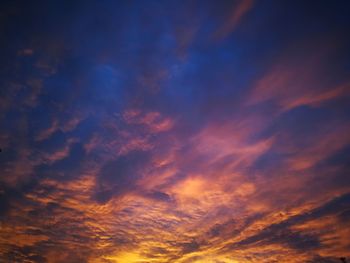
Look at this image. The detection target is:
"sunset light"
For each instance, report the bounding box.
[1,1,350,262]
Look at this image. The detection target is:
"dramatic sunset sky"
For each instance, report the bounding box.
[1,1,350,262]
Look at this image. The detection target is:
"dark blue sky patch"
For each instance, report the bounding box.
[93,150,151,203]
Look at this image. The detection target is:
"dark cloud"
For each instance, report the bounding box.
[94,150,151,203]
[307,255,343,263]
[0,180,38,217]
[180,240,201,254]
[230,224,320,251]
[144,191,173,203]
[224,193,350,253]
[36,142,86,181]
[2,245,47,263]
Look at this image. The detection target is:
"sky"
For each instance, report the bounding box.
[1,0,350,262]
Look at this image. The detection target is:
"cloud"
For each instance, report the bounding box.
[1,1,350,262]
[93,150,151,204]
[213,0,254,41]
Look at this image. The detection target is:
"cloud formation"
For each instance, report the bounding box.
[1,1,350,262]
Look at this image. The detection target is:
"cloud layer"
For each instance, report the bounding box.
[1,1,350,262]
